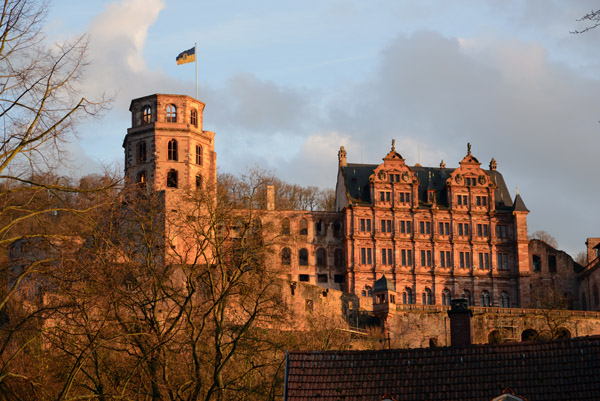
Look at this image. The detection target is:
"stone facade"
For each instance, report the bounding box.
[122,94,596,322]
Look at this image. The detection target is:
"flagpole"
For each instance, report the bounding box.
[195,42,198,100]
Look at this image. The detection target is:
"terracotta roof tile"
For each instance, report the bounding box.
[284,336,600,400]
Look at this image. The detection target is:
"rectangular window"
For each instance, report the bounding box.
[419,221,431,234]
[360,219,372,232]
[479,253,484,269]
[381,248,393,265]
[533,255,541,272]
[476,196,481,206]
[399,192,411,203]
[400,220,411,234]
[380,219,392,233]
[485,253,490,269]
[460,252,471,268]
[360,219,365,232]
[421,250,432,267]
[439,250,451,268]
[458,223,469,236]
[462,195,468,205]
[482,196,487,206]
[317,274,327,283]
[458,224,463,236]
[483,224,488,237]
[496,224,508,239]
[386,192,391,201]
[477,224,482,237]
[438,222,450,235]
[497,253,509,270]
[367,248,372,264]
[549,254,557,273]
[361,248,366,264]
[380,192,385,202]
[401,249,412,266]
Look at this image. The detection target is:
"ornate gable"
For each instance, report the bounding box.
[370,140,417,185]
[447,143,496,190]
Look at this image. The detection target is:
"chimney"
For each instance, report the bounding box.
[266,185,275,211]
[447,298,473,346]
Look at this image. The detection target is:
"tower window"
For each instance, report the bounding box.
[195,145,202,165]
[195,174,202,189]
[166,104,177,122]
[168,139,178,161]
[167,169,178,188]
[136,141,146,163]
[142,106,152,124]
[191,109,198,127]
[137,171,146,185]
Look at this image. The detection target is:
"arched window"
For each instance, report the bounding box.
[281,248,291,265]
[195,174,202,189]
[299,218,308,235]
[334,248,343,268]
[142,105,152,124]
[166,169,178,188]
[403,287,413,304]
[281,218,290,235]
[500,291,510,308]
[299,248,308,266]
[333,220,342,237]
[422,288,433,305]
[136,141,146,163]
[168,139,178,161]
[316,248,326,267]
[462,289,471,306]
[166,104,177,122]
[442,289,451,306]
[195,144,202,165]
[191,108,198,127]
[137,171,146,185]
[593,284,599,307]
[481,290,491,307]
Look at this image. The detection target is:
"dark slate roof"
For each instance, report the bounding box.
[513,194,529,212]
[373,275,395,292]
[341,164,513,210]
[341,163,378,204]
[284,336,600,401]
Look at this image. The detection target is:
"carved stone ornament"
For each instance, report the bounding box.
[402,171,410,182]
[455,174,462,184]
[478,175,486,185]
[378,171,387,180]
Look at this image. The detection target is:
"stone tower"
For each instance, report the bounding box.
[123,94,216,195]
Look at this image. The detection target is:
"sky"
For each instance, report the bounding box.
[45,0,600,257]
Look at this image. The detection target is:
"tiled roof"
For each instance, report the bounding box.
[284,336,600,401]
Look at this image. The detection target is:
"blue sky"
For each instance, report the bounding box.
[46,0,600,257]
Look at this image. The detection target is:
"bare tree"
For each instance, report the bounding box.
[575,251,589,267]
[0,0,111,395]
[571,9,600,33]
[528,230,558,249]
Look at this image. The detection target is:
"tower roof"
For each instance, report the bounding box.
[513,193,529,212]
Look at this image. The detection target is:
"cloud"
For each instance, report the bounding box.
[85,0,169,105]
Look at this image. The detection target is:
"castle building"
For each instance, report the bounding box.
[122,93,584,312]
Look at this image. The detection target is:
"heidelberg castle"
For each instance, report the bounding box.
[123,93,600,318]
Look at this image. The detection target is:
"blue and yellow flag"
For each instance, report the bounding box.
[176,47,195,65]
